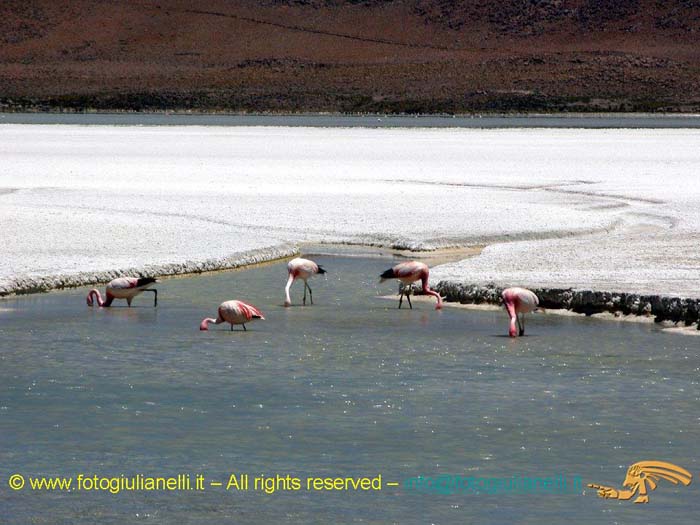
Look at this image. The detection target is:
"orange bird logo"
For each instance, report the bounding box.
[588,461,692,504]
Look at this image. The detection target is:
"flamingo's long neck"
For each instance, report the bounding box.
[421,274,443,310]
[87,289,104,307]
[199,317,218,331]
[284,273,294,306]
[504,300,518,337]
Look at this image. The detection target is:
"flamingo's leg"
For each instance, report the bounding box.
[230,323,234,331]
[303,282,307,305]
[398,291,404,309]
[306,282,313,304]
[406,293,413,309]
[143,289,157,307]
[127,297,132,307]
[518,314,525,336]
[243,324,247,331]
[284,274,294,306]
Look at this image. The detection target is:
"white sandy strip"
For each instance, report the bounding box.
[1,125,699,296]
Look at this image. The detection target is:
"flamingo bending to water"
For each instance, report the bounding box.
[284,257,326,306]
[380,261,443,310]
[86,277,158,307]
[502,287,539,337]
[199,300,265,331]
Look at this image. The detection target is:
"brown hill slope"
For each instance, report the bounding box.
[1,0,700,113]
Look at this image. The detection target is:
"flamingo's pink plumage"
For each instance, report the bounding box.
[86,277,158,307]
[200,300,265,331]
[284,257,326,306]
[380,261,443,310]
[501,287,539,337]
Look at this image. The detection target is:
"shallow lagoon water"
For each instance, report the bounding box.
[1,254,699,524]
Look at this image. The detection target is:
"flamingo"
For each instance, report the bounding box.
[379,261,443,310]
[284,257,326,306]
[199,300,265,331]
[86,277,158,307]
[502,287,539,337]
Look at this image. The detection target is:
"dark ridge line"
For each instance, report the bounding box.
[376,178,598,192]
[381,178,665,205]
[121,0,459,52]
[433,281,700,327]
[542,187,665,205]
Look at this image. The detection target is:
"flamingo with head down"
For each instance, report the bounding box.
[502,287,539,337]
[200,300,265,331]
[284,257,326,306]
[380,261,443,310]
[86,277,158,307]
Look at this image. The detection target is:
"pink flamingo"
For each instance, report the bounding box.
[502,287,539,337]
[380,261,443,310]
[199,300,265,331]
[284,257,326,306]
[86,277,158,307]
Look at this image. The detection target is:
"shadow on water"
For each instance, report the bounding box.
[1,254,699,524]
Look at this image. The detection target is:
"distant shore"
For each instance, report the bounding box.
[3,111,700,128]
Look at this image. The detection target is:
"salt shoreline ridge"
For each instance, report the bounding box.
[2,241,699,330]
[0,244,299,297]
[433,282,700,330]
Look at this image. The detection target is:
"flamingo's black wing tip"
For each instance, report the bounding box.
[380,268,394,279]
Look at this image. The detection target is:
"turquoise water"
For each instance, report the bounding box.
[1,255,699,524]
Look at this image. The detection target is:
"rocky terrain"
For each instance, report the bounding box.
[2,0,700,113]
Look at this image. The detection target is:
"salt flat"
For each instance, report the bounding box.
[1,125,699,296]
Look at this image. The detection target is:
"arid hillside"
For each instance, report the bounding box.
[2,0,700,112]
